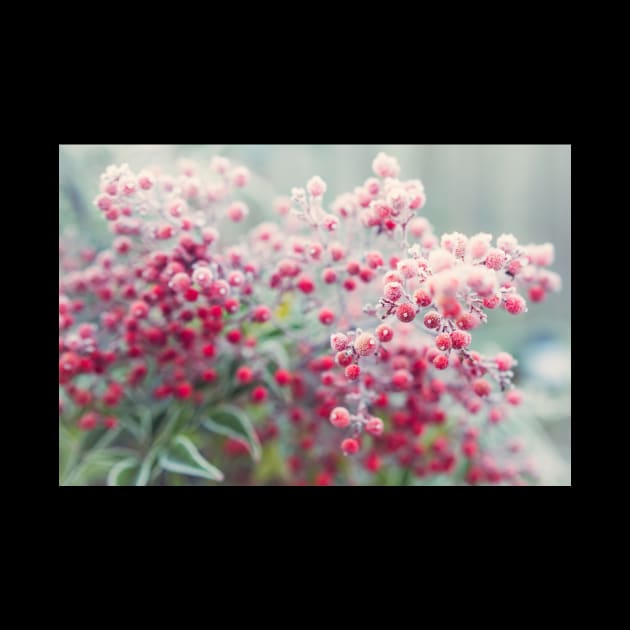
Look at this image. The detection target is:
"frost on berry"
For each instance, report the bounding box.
[330,333,348,352]
[60,151,561,487]
[330,406,350,428]
[396,303,416,323]
[354,332,377,356]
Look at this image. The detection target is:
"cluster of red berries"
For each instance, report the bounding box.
[59,153,559,485]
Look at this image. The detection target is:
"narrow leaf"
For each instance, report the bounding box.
[203,404,262,462]
[159,435,224,482]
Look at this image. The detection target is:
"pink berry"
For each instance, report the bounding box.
[433,354,449,370]
[396,303,416,323]
[450,330,472,349]
[354,332,376,356]
[456,312,480,330]
[435,333,452,351]
[506,389,523,405]
[307,175,327,197]
[473,379,491,397]
[322,268,337,284]
[375,324,394,342]
[483,294,501,309]
[345,364,360,380]
[366,417,384,437]
[372,152,400,178]
[330,333,348,352]
[384,282,403,302]
[319,308,336,326]
[130,300,149,319]
[169,272,191,293]
[528,285,546,302]
[192,266,213,288]
[423,311,441,329]
[231,166,250,188]
[392,369,412,390]
[251,305,272,323]
[462,441,478,458]
[413,288,432,307]
[495,352,514,371]
[503,294,526,315]
[78,412,98,431]
[227,201,248,222]
[485,248,507,270]
[366,251,384,269]
[330,407,351,428]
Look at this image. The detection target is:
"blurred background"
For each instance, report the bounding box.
[59,144,571,484]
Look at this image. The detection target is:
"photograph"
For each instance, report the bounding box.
[59,144,571,486]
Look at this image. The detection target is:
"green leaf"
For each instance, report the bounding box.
[202,404,262,462]
[159,435,224,482]
[107,458,140,486]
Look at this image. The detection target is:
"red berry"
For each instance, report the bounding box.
[296,275,315,293]
[169,272,191,293]
[506,389,523,405]
[343,278,356,291]
[364,451,381,472]
[503,294,526,315]
[456,312,479,330]
[336,351,353,367]
[354,332,376,356]
[365,417,384,436]
[396,303,416,323]
[174,382,193,399]
[322,267,337,284]
[495,352,514,371]
[329,406,351,428]
[202,344,216,358]
[384,282,403,302]
[483,294,501,309]
[251,305,272,323]
[202,368,217,382]
[130,300,149,319]
[226,329,242,344]
[78,412,98,431]
[375,323,394,342]
[341,438,360,455]
[236,366,254,384]
[435,333,452,351]
[450,330,472,349]
[251,386,268,403]
[392,369,412,390]
[433,354,449,370]
[330,333,348,351]
[318,308,336,325]
[274,369,292,386]
[462,441,478,458]
[528,285,546,302]
[104,416,118,430]
[345,364,361,380]
[423,311,441,329]
[472,379,491,397]
[413,288,432,307]
[314,471,333,486]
